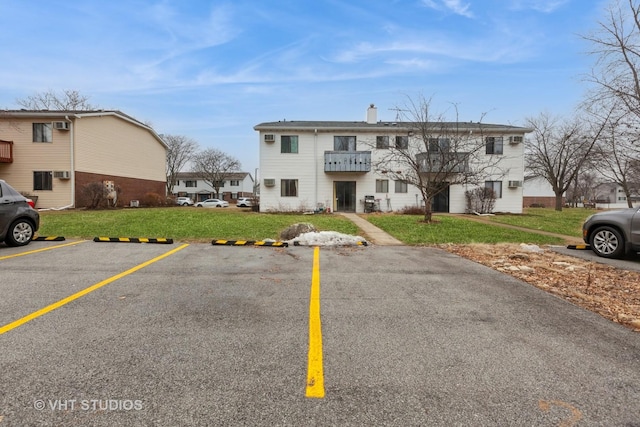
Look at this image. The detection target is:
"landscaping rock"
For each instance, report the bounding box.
[280,223,317,240]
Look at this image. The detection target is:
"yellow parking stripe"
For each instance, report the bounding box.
[0,240,86,261]
[306,246,325,398]
[0,243,190,335]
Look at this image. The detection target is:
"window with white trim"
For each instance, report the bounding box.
[281,179,298,197]
[33,123,52,143]
[376,179,389,193]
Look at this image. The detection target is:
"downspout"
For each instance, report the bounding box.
[314,129,318,209]
[65,115,75,207]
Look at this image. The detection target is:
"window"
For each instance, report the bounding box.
[428,138,450,152]
[394,180,408,193]
[485,137,503,155]
[185,180,197,187]
[230,180,240,186]
[376,136,389,149]
[281,179,298,197]
[213,181,225,188]
[281,135,298,153]
[33,171,53,191]
[395,136,408,149]
[334,136,356,151]
[485,181,502,198]
[33,123,52,143]
[376,179,389,193]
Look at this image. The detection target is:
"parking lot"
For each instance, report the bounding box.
[1,240,640,426]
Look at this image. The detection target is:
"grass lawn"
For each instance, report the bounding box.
[363,214,565,245]
[484,207,598,238]
[38,207,360,242]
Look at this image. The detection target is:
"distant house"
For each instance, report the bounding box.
[0,110,166,209]
[593,182,640,209]
[522,176,564,208]
[255,105,530,214]
[172,171,255,203]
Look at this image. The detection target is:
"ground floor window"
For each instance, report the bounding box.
[376,179,389,193]
[281,179,298,197]
[485,181,502,198]
[394,180,408,193]
[33,171,53,191]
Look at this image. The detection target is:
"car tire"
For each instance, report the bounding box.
[6,219,35,246]
[590,226,625,259]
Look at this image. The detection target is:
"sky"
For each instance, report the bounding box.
[0,0,611,175]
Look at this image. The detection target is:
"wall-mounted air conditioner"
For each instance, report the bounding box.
[54,171,71,179]
[53,121,70,130]
[264,134,275,143]
[509,136,523,144]
[508,180,523,188]
[264,178,275,187]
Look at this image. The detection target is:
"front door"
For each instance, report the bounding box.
[334,181,356,212]
[432,186,450,213]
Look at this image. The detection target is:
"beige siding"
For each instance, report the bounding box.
[74,115,165,181]
[0,118,73,207]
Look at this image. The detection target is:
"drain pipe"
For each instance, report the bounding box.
[314,128,318,209]
[64,115,75,207]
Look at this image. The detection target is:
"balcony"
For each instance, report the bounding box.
[324,151,371,173]
[0,140,13,163]
[417,151,469,174]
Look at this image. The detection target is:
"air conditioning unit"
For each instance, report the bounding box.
[264,178,275,187]
[53,121,70,130]
[54,171,71,179]
[264,134,275,143]
[509,136,523,144]
[508,180,523,188]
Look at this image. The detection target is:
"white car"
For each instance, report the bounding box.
[196,198,229,208]
[176,196,194,206]
[236,197,253,207]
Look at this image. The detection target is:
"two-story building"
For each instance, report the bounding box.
[0,110,166,209]
[172,171,255,202]
[255,105,531,214]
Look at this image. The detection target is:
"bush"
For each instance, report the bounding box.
[399,205,424,215]
[141,192,165,207]
[465,187,496,214]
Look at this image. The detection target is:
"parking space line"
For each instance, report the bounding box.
[0,240,87,261]
[0,243,190,336]
[306,246,325,398]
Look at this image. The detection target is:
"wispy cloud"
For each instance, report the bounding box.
[421,0,474,18]
[508,0,570,13]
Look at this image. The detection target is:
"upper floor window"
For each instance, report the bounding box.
[185,180,197,187]
[395,136,408,149]
[334,136,356,151]
[376,136,389,149]
[485,137,503,155]
[281,179,298,197]
[213,181,225,188]
[34,171,53,190]
[281,135,298,153]
[33,123,52,143]
[230,180,240,186]
[428,138,450,152]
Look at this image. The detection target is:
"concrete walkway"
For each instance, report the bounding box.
[338,212,404,246]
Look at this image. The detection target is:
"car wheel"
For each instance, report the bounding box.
[590,226,625,259]
[6,219,35,246]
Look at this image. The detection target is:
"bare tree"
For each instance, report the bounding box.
[525,109,611,211]
[367,95,509,222]
[191,148,241,198]
[164,134,199,195]
[16,89,95,110]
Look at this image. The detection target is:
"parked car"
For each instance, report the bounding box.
[195,198,229,208]
[176,196,194,206]
[236,197,253,207]
[0,180,40,246]
[582,207,640,258]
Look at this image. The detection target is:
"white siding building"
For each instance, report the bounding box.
[172,171,254,203]
[255,105,530,214]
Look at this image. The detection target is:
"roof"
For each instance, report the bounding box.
[176,171,253,181]
[0,109,166,148]
[254,120,532,133]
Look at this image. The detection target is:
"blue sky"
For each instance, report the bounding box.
[0,0,608,173]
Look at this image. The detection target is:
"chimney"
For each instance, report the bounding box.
[366,104,377,124]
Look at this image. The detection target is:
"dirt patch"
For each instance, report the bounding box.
[439,243,640,332]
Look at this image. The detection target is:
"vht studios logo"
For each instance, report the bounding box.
[33,399,143,411]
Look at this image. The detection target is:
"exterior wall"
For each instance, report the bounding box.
[75,171,165,207]
[0,117,74,208]
[172,173,254,202]
[259,128,525,214]
[74,115,166,181]
[523,176,564,208]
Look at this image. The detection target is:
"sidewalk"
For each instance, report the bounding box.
[338,213,404,246]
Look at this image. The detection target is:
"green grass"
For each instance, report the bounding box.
[38,208,359,242]
[484,207,597,238]
[363,214,565,245]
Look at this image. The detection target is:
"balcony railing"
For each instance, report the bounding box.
[417,151,469,174]
[0,140,13,163]
[324,151,371,172]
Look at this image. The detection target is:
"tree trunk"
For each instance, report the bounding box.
[422,197,433,222]
[555,193,564,211]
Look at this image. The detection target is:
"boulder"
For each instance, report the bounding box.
[280,223,317,240]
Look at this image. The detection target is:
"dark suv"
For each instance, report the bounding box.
[0,180,40,246]
[582,207,640,258]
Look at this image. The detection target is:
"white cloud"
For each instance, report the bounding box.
[508,0,570,13]
[421,0,474,18]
